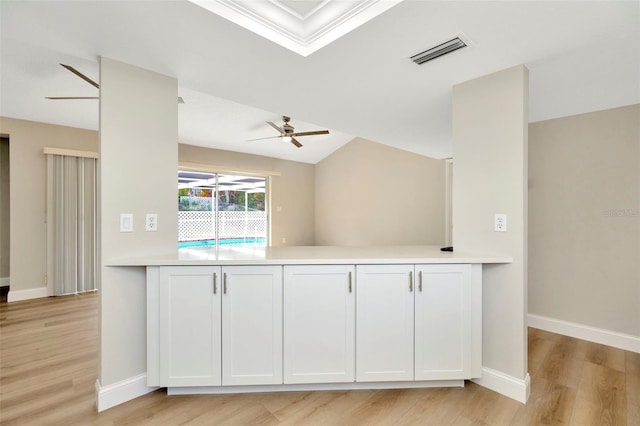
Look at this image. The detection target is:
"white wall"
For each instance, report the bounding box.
[529,104,639,339]
[452,65,529,401]
[315,137,446,246]
[99,58,177,390]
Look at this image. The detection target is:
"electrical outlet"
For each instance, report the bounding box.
[494,214,507,232]
[145,213,158,231]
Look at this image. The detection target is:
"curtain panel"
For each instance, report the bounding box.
[46,154,97,295]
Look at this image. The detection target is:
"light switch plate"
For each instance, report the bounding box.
[494,214,507,232]
[120,213,133,232]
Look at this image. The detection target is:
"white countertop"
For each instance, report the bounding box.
[106,245,512,266]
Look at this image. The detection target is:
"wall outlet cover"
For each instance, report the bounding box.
[494,213,507,232]
[145,213,158,231]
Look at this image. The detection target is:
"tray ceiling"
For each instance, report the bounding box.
[188,0,402,56]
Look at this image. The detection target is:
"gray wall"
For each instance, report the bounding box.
[99,58,178,386]
[0,117,98,295]
[529,104,640,337]
[179,144,316,246]
[315,137,446,246]
[0,137,9,280]
[452,65,529,395]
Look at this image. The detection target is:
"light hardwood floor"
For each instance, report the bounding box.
[1,292,638,425]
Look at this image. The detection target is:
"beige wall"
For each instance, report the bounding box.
[0,117,98,295]
[179,144,315,246]
[99,58,178,387]
[452,65,529,395]
[0,138,9,280]
[315,137,445,246]
[529,104,640,337]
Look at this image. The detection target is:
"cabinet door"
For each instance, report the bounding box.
[283,265,355,384]
[356,265,415,382]
[221,265,283,385]
[159,266,222,386]
[414,264,471,380]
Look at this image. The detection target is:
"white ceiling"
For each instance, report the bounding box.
[1,1,638,164]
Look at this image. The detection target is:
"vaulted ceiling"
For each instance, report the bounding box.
[1,1,638,163]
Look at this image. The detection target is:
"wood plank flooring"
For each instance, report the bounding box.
[1,292,638,425]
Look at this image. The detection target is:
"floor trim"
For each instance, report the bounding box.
[95,374,159,412]
[167,380,465,396]
[98,369,532,407]
[471,367,530,404]
[7,286,48,302]
[528,313,640,354]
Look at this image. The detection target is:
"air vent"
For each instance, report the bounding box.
[411,36,467,65]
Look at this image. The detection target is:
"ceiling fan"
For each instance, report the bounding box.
[45,63,185,103]
[249,116,329,148]
[45,64,99,100]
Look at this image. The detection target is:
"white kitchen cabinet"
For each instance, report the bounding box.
[356,264,474,383]
[159,266,222,387]
[414,264,471,380]
[147,257,483,393]
[221,265,283,386]
[356,264,415,382]
[283,265,355,384]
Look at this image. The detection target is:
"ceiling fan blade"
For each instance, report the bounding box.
[290,130,330,137]
[291,137,303,148]
[247,136,281,141]
[60,63,100,89]
[266,121,283,134]
[45,96,99,100]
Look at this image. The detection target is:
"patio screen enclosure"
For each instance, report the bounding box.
[178,171,267,247]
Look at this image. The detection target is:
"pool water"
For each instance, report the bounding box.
[178,237,266,248]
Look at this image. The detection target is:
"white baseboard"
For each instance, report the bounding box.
[98,369,528,408]
[472,367,530,404]
[168,380,464,396]
[95,373,159,412]
[528,313,640,354]
[7,286,48,302]
[0,277,9,286]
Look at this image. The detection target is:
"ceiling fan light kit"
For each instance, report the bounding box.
[249,115,330,148]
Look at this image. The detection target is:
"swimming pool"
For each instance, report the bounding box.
[178,237,266,248]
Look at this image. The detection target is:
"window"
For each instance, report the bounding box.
[177,170,268,248]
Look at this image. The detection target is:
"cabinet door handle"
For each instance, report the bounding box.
[348,271,352,293]
[223,273,227,295]
[409,271,413,292]
[213,272,217,294]
[418,271,422,292]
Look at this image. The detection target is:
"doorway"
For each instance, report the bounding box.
[177,170,268,248]
[0,137,10,302]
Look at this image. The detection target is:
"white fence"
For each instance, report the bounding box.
[178,210,267,241]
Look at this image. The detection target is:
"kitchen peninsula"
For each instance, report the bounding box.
[108,246,511,395]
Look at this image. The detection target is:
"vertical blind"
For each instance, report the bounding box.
[46,153,97,295]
